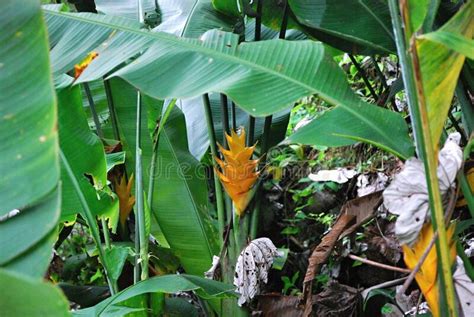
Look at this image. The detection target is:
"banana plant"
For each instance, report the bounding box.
[7,0,473,316]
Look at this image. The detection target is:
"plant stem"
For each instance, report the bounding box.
[233,206,243,253]
[231,102,237,130]
[278,0,289,39]
[460,172,474,218]
[100,217,111,250]
[147,99,177,207]
[135,91,149,281]
[388,0,424,160]
[422,0,441,33]
[250,115,272,239]
[221,94,230,146]
[203,94,226,244]
[348,254,410,274]
[456,76,473,135]
[246,0,263,145]
[83,82,104,138]
[103,79,121,140]
[59,149,118,295]
[247,116,256,145]
[254,0,263,41]
[348,55,379,101]
[389,1,458,315]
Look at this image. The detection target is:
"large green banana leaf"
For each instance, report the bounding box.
[0,269,70,316]
[0,0,60,278]
[288,0,396,54]
[57,86,118,222]
[415,0,474,151]
[106,78,217,276]
[42,8,412,158]
[74,274,234,316]
[212,0,394,53]
[152,106,220,275]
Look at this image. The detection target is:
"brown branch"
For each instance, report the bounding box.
[348,254,411,274]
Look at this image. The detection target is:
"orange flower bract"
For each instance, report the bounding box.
[74,51,99,79]
[215,128,258,216]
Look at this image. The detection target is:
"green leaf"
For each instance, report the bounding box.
[106,151,126,172]
[420,31,474,60]
[288,0,395,53]
[164,297,199,317]
[106,78,217,275]
[181,0,241,38]
[44,10,397,116]
[416,1,474,150]
[95,0,157,21]
[0,0,60,278]
[57,86,118,221]
[289,105,415,159]
[0,269,70,317]
[44,9,412,156]
[1,2,59,216]
[2,226,58,279]
[104,245,131,282]
[74,274,235,316]
[0,190,60,269]
[153,107,220,276]
[407,0,430,35]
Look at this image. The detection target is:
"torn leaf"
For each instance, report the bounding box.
[383,133,462,245]
[234,238,281,306]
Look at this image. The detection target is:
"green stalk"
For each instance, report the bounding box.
[459,170,474,219]
[203,94,226,244]
[233,207,243,253]
[250,115,272,239]
[83,83,104,138]
[348,55,379,101]
[135,91,149,281]
[59,149,118,295]
[100,217,112,250]
[221,94,230,147]
[246,0,263,145]
[147,99,177,207]
[103,79,121,140]
[231,102,237,130]
[389,1,458,315]
[456,77,473,135]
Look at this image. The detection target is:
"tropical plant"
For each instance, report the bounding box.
[1,0,473,316]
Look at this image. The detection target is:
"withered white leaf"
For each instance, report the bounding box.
[204,255,220,280]
[454,256,474,315]
[383,133,462,245]
[308,168,357,184]
[234,237,280,306]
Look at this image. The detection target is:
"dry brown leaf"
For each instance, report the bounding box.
[302,214,355,316]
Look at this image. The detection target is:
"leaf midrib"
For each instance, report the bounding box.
[45,9,406,157]
[45,10,346,109]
